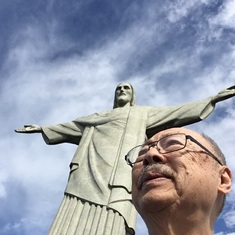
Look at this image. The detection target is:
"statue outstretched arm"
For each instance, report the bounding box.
[146,86,234,137]
[212,85,235,104]
[15,121,83,145]
[15,124,42,133]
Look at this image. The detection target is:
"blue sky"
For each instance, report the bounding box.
[0,0,235,234]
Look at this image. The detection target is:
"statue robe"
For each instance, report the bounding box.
[42,97,214,233]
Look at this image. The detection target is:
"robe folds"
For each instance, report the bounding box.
[42,97,215,233]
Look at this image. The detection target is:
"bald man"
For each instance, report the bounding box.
[126,127,232,235]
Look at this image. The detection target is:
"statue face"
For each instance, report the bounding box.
[115,83,133,107]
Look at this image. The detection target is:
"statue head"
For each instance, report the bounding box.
[113,82,136,108]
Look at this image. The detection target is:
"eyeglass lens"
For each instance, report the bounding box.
[127,134,187,164]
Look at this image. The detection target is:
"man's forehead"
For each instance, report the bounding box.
[151,127,200,140]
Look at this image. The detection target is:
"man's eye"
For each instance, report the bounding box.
[166,140,182,145]
[138,148,147,156]
[136,154,145,162]
[148,142,156,148]
[160,139,184,150]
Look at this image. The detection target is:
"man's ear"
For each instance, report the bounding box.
[218,167,232,194]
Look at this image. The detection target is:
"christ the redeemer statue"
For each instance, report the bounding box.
[15,83,235,235]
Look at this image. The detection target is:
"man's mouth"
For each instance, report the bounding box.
[138,169,173,189]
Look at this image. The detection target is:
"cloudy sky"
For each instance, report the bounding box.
[0,0,235,234]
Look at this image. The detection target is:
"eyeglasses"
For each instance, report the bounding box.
[125,133,223,167]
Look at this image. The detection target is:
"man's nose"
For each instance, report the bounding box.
[143,147,166,166]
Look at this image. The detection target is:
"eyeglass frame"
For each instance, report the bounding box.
[125,133,223,167]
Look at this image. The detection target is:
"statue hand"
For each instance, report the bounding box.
[14,124,42,133]
[212,85,235,104]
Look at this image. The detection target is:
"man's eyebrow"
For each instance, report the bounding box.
[146,132,180,145]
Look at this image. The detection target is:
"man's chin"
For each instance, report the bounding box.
[135,194,177,215]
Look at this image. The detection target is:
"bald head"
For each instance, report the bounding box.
[131,127,232,233]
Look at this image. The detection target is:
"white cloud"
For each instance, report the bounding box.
[215,233,235,235]
[0,172,7,198]
[210,0,235,29]
[164,0,212,23]
[224,211,235,228]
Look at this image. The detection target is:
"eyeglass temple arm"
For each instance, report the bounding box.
[186,135,223,165]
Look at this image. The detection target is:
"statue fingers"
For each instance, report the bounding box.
[14,124,41,133]
[226,85,235,95]
[14,127,28,133]
[218,85,235,96]
[226,85,235,90]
